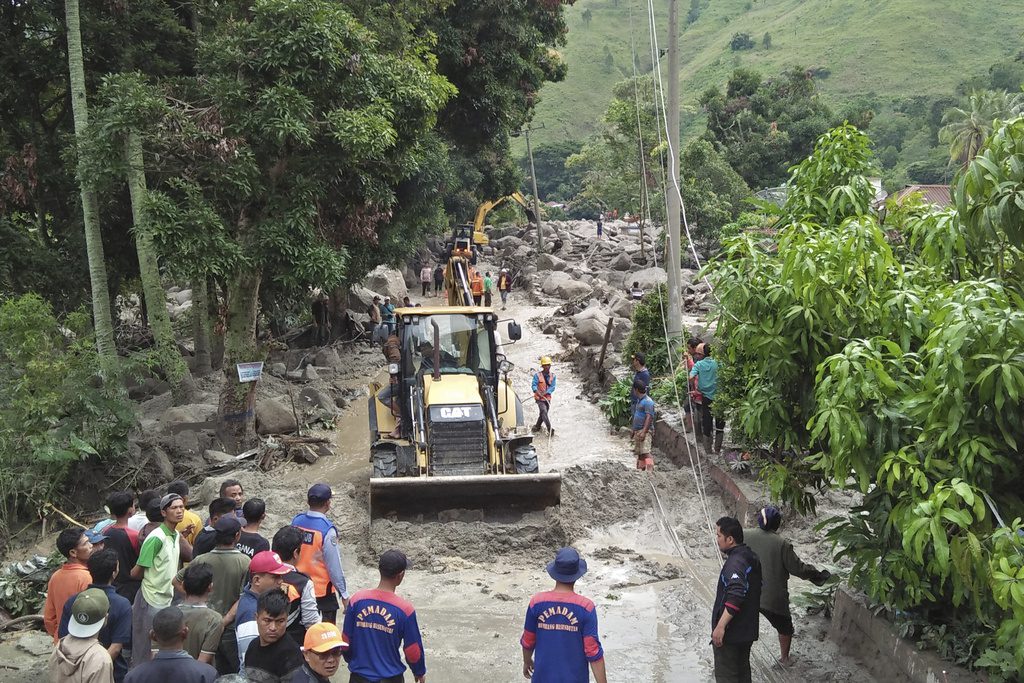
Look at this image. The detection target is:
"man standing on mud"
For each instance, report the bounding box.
[342,549,426,683]
[743,506,831,666]
[631,380,656,471]
[531,357,556,437]
[711,516,762,683]
[521,547,606,683]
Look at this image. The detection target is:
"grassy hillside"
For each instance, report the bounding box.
[526,0,1024,149]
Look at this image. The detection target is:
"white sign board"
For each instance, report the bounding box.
[236,362,264,383]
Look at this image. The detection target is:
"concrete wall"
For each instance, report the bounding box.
[651,418,984,683]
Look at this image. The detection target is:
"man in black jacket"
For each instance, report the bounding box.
[711,516,762,683]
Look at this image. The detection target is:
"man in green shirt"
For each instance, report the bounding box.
[130,493,186,665]
[173,515,250,674]
[483,271,494,307]
[743,506,831,666]
[178,564,225,665]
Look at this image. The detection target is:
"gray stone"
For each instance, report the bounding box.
[364,265,408,301]
[611,317,633,344]
[609,295,636,319]
[204,449,235,465]
[574,318,610,346]
[161,403,217,425]
[610,252,633,271]
[541,271,592,300]
[146,445,174,481]
[256,398,298,435]
[536,253,567,271]
[269,362,287,377]
[631,266,668,290]
[172,430,201,456]
[302,365,320,381]
[285,370,303,381]
[346,285,382,313]
[314,348,343,369]
[299,387,339,414]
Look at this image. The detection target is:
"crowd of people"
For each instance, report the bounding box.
[42,480,435,683]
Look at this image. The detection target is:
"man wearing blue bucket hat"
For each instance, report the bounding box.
[520,547,607,683]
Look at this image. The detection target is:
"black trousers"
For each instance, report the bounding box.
[701,397,724,437]
[350,674,404,683]
[421,282,429,296]
[713,641,752,683]
[534,400,552,430]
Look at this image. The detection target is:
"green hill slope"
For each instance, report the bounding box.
[528,0,1024,148]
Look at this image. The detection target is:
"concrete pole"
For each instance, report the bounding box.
[525,128,544,252]
[665,0,684,353]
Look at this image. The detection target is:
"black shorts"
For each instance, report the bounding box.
[759,608,794,636]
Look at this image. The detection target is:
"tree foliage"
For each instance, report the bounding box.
[701,67,834,189]
[707,120,1024,677]
[0,294,134,543]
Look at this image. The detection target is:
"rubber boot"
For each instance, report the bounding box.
[701,434,713,453]
[713,430,724,454]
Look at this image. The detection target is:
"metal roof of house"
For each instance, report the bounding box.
[894,184,952,208]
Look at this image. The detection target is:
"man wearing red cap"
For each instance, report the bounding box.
[292,622,347,683]
[235,550,293,669]
[521,547,606,683]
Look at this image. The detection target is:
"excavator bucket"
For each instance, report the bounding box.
[369,472,562,520]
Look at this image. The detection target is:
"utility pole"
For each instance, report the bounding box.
[523,125,545,252]
[665,0,684,354]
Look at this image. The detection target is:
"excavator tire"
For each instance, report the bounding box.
[372,449,398,478]
[514,443,539,474]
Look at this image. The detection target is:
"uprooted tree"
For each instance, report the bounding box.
[708,121,1024,679]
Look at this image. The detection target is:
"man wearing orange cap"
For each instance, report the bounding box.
[292,622,348,683]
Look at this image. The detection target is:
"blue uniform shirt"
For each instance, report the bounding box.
[520,591,604,683]
[342,589,426,680]
[59,583,132,683]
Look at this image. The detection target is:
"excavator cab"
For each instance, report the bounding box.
[367,307,560,518]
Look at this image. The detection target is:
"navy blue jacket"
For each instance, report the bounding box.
[712,544,762,644]
[124,650,217,683]
[58,583,132,683]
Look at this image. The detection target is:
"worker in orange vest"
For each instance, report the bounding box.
[470,269,485,306]
[532,356,557,436]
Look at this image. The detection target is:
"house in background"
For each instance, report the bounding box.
[892,184,952,209]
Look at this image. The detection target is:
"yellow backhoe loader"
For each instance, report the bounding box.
[470,191,537,247]
[367,306,561,518]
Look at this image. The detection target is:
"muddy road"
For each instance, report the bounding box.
[267,283,875,682]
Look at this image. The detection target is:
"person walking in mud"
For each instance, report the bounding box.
[497,268,513,310]
[531,357,556,437]
[433,264,444,297]
[631,379,656,471]
[743,506,831,667]
[521,547,607,683]
[711,516,762,683]
[419,263,432,297]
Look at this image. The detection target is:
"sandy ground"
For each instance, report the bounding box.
[0,274,877,682]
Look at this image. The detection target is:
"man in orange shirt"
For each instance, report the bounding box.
[44,528,94,640]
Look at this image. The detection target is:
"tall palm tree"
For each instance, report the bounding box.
[125,130,193,401]
[940,90,1024,168]
[65,0,116,361]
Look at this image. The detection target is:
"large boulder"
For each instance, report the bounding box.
[536,253,568,272]
[256,398,298,435]
[161,403,217,426]
[314,347,343,369]
[491,235,524,251]
[575,317,610,346]
[363,265,407,301]
[631,266,668,290]
[609,295,636,319]
[609,252,633,271]
[346,285,381,313]
[541,272,593,300]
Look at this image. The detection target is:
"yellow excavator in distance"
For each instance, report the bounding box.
[470,191,537,247]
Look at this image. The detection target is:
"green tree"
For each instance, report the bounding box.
[701,67,835,189]
[64,0,115,361]
[729,33,755,51]
[521,140,585,201]
[144,0,454,450]
[708,121,1024,678]
[939,90,1023,167]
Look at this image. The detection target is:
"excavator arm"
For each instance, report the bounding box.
[472,192,537,246]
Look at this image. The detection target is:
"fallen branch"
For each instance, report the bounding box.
[0,614,43,632]
[43,503,87,530]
